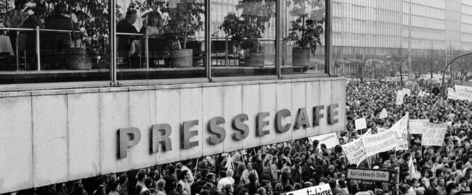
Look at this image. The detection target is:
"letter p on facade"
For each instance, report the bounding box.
[118,127,141,159]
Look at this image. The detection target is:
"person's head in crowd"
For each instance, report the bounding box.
[207,173,216,183]
[239,188,249,195]
[154,178,164,190]
[247,162,253,171]
[446,183,457,195]
[137,169,147,182]
[119,173,127,185]
[437,177,445,187]
[179,170,189,182]
[399,184,410,195]
[125,9,138,25]
[457,161,463,170]
[257,187,267,195]
[167,164,176,175]
[459,177,468,188]
[293,183,302,190]
[274,183,283,193]
[224,184,233,195]
[283,184,293,193]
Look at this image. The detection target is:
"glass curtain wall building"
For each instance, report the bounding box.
[0,0,332,87]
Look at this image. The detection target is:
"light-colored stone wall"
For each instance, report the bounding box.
[0,78,345,193]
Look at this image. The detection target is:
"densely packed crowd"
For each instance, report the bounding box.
[10,80,472,195]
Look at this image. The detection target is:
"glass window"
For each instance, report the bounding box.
[282,0,326,75]
[0,0,111,84]
[211,0,277,77]
[116,0,207,81]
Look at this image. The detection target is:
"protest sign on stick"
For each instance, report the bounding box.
[355,118,367,130]
[342,137,367,166]
[379,108,388,119]
[421,123,448,146]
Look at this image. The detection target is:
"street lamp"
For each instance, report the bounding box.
[440,52,472,97]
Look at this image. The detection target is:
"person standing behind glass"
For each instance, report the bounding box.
[117,9,139,57]
[4,1,32,54]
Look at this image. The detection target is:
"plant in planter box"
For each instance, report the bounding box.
[219,0,276,67]
[284,0,324,66]
[164,0,204,68]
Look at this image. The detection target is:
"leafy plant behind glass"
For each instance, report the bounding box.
[284,0,325,56]
[165,0,204,50]
[219,0,276,53]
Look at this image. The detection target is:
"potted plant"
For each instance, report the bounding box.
[219,0,276,67]
[165,0,204,68]
[284,0,324,66]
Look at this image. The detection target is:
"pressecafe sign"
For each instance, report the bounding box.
[346,168,392,182]
[0,78,345,194]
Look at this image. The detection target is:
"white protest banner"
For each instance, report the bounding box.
[362,128,398,157]
[396,90,405,105]
[390,113,409,151]
[453,85,472,101]
[447,88,457,100]
[309,133,339,149]
[287,184,332,195]
[355,118,367,130]
[409,119,428,134]
[342,137,367,166]
[379,108,388,119]
[422,123,448,146]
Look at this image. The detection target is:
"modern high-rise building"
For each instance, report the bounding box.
[331,0,472,60]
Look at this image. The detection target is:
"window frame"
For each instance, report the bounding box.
[0,0,333,92]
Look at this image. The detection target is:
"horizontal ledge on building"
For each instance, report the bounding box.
[0,76,344,97]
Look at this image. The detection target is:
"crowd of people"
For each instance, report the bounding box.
[9,79,472,195]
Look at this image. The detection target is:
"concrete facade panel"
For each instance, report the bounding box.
[0,97,33,191]
[68,93,101,180]
[32,95,68,187]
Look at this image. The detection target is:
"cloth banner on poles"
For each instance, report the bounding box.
[421,123,448,146]
[391,113,409,151]
[342,137,367,166]
[362,128,398,157]
[409,119,429,134]
[355,118,367,130]
[451,85,472,101]
[286,184,332,195]
[308,133,339,150]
